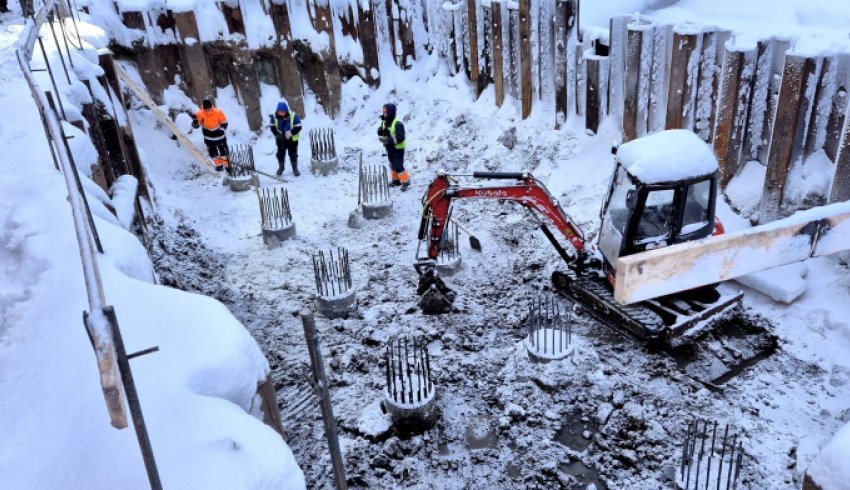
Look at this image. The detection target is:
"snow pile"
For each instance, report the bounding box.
[734,263,808,304]
[807,421,850,489]
[0,13,304,489]
[726,160,767,218]
[616,129,718,183]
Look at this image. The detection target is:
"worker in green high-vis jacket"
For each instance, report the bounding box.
[270,101,302,177]
[377,103,409,190]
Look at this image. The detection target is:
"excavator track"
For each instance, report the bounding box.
[551,269,778,388]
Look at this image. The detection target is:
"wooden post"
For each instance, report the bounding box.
[310,0,341,118]
[492,1,504,107]
[607,15,629,122]
[257,373,285,437]
[467,0,481,95]
[230,49,263,131]
[623,19,652,142]
[444,3,458,74]
[81,80,115,190]
[357,1,380,87]
[481,1,493,89]
[398,2,416,68]
[824,55,850,162]
[268,0,305,116]
[713,47,748,185]
[585,54,609,135]
[519,0,531,119]
[804,56,838,158]
[665,30,699,130]
[728,48,757,175]
[220,1,246,36]
[553,0,576,125]
[507,2,519,100]
[173,10,214,105]
[694,30,728,142]
[757,39,791,164]
[648,24,671,133]
[759,55,818,223]
[830,114,850,202]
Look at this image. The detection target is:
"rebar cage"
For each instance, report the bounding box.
[385,335,435,407]
[309,127,337,161]
[312,247,352,297]
[257,186,292,230]
[228,144,256,178]
[526,294,573,357]
[359,164,391,204]
[679,419,745,490]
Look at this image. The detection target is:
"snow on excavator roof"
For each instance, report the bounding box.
[616,129,718,184]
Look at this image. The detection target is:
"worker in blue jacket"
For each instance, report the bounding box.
[377,103,409,190]
[269,101,302,176]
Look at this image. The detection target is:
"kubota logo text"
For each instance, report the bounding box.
[474,189,508,198]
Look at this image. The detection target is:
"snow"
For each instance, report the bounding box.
[110,175,139,230]
[807,421,850,490]
[734,263,808,304]
[616,129,718,183]
[1,11,304,489]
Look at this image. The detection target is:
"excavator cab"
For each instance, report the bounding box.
[597,158,719,285]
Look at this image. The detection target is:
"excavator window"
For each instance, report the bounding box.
[635,189,675,243]
[603,165,635,233]
[681,180,711,235]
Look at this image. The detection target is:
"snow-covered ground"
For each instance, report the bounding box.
[3,0,850,488]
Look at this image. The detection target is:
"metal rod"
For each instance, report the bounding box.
[46,10,71,84]
[300,310,347,490]
[127,346,160,360]
[104,306,163,490]
[37,37,66,119]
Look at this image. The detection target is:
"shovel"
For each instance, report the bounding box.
[347,152,365,228]
[450,217,482,252]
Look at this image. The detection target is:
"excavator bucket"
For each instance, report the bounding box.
[417,272,456,314]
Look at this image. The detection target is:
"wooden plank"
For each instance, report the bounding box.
[585,54,608,135]
[467,0,480,95]
[608,14,628,122]
[229,49,263,131]
[804,57,838,158]
[759,55,818,223]
[357,0,380,87]
[614,202,850,304]
[623,21,652,142]
[552,0,572,124]
[830,109,850,203]
[740,40,771,164]
[694,30,722,141]
[257,373,285,437]
[712,47,744,185]
[115,64,215,172]
[824,55,850,162]
[665,31,698,130]
[507,3,519,100]
[398,1,416,67]
[492,1,504,107]
[173,10,214,104]
[757,39,791,164]
[728,48,757,175]
[221,1,246,36]
[268,0,305,116]
[648,23,671,133]
[519,0,531,119]
[311,0,341,118]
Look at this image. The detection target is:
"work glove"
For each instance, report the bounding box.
[285,130,292,139]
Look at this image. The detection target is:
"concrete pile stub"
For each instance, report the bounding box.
[525,294,574,362]
[227,144,256,192]
[383,335,438,433]
[258,185,296,247]
[309,127,339,175]
[359,164,393,219]
[312,247,356,319]
[677,419,745,490]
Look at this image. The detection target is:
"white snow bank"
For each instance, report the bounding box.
[726,160,766,218]
[1,16,304,489]
[807,421,850,490]
[734,263,808,304]
[616,129,717,184]
[110,174,139,229]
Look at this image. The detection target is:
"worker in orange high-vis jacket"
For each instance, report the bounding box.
[377,103,409,190]
[192,99,230,173]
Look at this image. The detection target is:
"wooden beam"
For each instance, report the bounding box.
[357,0,380,87]
[467,0,481,95]
[665,30,698,130]
[553,0,575,124]
[491,2,504,107]
[694,30,727,142]
[623,20,652,142]
[804,56,838,158]
[648,24,671,133]
[585,54,608,135]
[608,15,629,122]
[519,0,531,119]
[220,1,246,36]
[830,106,850,203]
[173,10,214,104]
[712,47,746,186]
[615,202,850,304]
[824,56,849,162]
[759,55,818,223]
[268,0,305,116]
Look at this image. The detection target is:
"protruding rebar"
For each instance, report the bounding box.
[438,220,461,263]
[312,247,352,297]
[359,164,391,204]
[309,127,337,161]
[526,294,573,359]
[679,419,746,490]
[384,335,435,407]
[258,186,292,230]
[228,144,256,178]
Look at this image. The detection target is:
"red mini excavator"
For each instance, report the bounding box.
[415,130,744,344]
